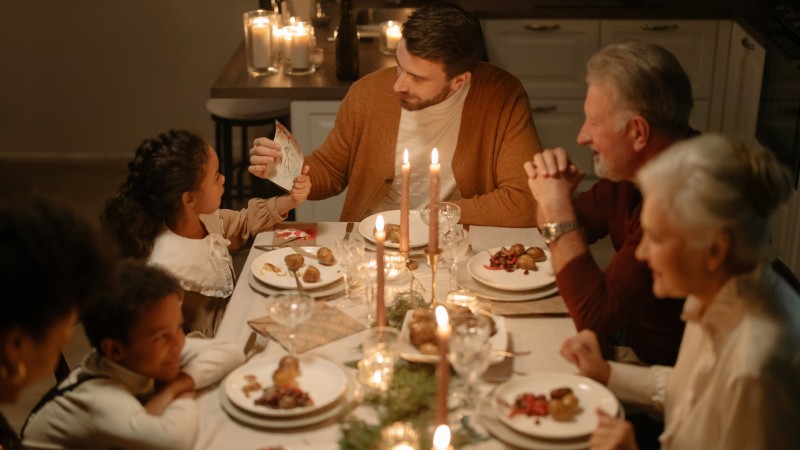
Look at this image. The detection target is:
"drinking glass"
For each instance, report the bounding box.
[440,226,469,289]
[333,232,366,307]
[448,314,492,418]
[265,290,314,354]
[419,202,461,231]
[358,326,400,392]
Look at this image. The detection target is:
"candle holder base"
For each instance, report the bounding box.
[285,65,315,76]
[426,249,441,308]
[247,67,279,77]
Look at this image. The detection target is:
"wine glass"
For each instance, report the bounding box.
[419,202,462,232]
[440,226,470,289]
[448,313,492,418]
[333,233,366,307]
[265,290,314,354]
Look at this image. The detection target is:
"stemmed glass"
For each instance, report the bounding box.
[265,290,314,354]
[419,202,462,233]
[448,313,492,419]
[440,226,470,290]
[333,232,367,307]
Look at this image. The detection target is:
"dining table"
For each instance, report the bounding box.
[193,223,581,450]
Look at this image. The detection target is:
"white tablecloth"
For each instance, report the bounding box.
[193,224,578,450]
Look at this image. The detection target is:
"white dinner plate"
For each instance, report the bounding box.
[456,261,559,302]
[480,398,625,450]
[251,247,344,290]
[493,373,619,439]
[398,310,507,364]
[224,353,348,417]
[468,247,555,291]
[248,272,346,301]
[359,210,429,249]
[219,369,354,429]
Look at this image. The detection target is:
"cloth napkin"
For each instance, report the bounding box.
[273,223,317,246]
[248,303,366,353]
[481,295,569,316]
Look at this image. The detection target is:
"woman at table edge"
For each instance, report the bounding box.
[560,133,800,450]
[0,197,111,449]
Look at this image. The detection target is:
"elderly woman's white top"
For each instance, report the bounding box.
[607,265,800,450]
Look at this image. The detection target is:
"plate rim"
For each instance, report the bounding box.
[250,246,344,290]
[359,210,429,249]
[467,246,555,292]
[224,353,348,418]
[493,372,620,439]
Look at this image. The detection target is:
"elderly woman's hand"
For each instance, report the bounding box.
[589,409,639,450]
[560,329,611,384]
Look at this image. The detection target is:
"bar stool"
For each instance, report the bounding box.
[206,98,291,209]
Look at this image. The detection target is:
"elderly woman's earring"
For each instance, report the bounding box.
[0,361,27,386]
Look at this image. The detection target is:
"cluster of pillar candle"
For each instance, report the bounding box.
[244,12,317,75]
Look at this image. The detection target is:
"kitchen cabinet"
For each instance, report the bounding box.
[721,22,765,149]
[290,100,347,222]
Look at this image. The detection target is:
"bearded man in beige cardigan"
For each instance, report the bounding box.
[249,2,542,226]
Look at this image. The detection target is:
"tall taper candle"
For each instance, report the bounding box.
[429,148,440,255]
[435,305,450,424]
[400,149,410,254]
[375,215,387,326]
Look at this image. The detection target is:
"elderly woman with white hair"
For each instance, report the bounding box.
[560,133,800,450]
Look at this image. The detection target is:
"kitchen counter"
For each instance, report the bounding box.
[210,26,396,100]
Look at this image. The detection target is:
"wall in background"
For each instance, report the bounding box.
[0,0,254,159]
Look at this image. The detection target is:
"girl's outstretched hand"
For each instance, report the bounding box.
[290,165,311,205]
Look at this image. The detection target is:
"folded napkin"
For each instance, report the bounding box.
[481,295,569,316]
[273,223,317,246]
[248,303,366,353]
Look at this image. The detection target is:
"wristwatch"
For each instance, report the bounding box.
[541,220,581,245]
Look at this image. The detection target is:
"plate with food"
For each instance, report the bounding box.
[251,246,343,290]
[493,373,619,439]
[399,308,507,364]
[224,353,348,418]
[468,245,555,291]
[358,210,429,249]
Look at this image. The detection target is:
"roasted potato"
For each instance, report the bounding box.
[284,254,304,271]
[316,247,336,266]
[302,265,321,282]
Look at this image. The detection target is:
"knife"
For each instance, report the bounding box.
[344,222,355,240]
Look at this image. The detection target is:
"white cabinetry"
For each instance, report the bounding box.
[290,100,346,222]
[721,22,765,148]
[483,19,600,186]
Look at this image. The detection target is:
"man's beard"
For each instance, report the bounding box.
[399,85,451,111]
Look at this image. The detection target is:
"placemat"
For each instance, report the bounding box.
[248,303,366,353]
[273,223,317,246]
[481,295,569,316]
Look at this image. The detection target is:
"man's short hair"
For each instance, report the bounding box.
[587,41,694,137]
[82,259,182,349]
[402,1,483,78]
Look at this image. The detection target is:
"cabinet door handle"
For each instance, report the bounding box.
[641,23,679,31]
[532,105,558,113]
[741,37,755,50]
[524,24,561,32]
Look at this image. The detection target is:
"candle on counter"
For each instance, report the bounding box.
[428,148,441,255]
[375,214,387,326]
[435,305,450,425]
[250,17,272,69]
[272,25,287,63]
[400,148,410,254]
[287,26,311,69]
[385,21,402,50]
[432,424,453,450]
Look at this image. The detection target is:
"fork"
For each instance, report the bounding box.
[244,332,269,362]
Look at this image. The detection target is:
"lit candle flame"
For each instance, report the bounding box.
[435,305,449,328]
[431,148,439,165]
[432,424,451,449]
[376,214,385,232]
[403,148,409,165]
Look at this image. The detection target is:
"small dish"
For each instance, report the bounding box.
[251,247,343,290]
[359,210,429,249]
[398,310,507,364]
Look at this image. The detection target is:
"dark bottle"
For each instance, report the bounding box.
[335,0,359,81]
